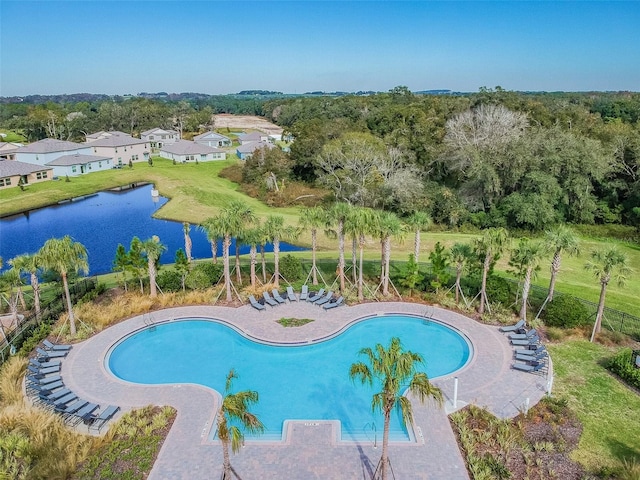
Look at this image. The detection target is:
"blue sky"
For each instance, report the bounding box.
[1,1,639,96]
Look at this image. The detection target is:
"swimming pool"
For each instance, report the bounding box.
[107,314,472,441]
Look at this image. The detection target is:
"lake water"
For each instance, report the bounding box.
[0,184,304,275]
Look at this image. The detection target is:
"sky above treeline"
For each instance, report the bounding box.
[1,1,639,96]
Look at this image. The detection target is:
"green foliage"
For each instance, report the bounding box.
[184,268,210,290]
[277,317,314,327]
[399,254,425,292]
[192,262,223,285]
[542,295,590,328]
[606,348,640,390]
[17,323,52,356]
[156,269,182,292]
[279,254,303,281]
[428,242,449,287]
[75,406,175,480]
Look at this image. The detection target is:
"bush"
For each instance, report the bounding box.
[280,255,303,282]
[192,262,223,284]
[157,269,183,292]
[607,348,640,390]
[543,295,590,328]
[185,263,222,290]
[486,276,517,309]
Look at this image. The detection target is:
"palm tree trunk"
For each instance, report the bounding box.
[17,287,27,310]
[547,251,561,301]
[61,273,77,336]
[590,281,608,342]
[520,268,532,321]
[352,237,357,284]
[260,245,266,283]
[223,235,232,302]
[358,236,365,301]
[455,268,462,304]
[148,258,157,297]
[380,240,385,283]
[273,237,280,288]
[383,236,391,296]
[338,220,345,292]
[414,229,420,264]
[380,407,391,480]
[479,255,491,314]
[250,245,257,288]
[211,240,218,264]
[311,229,318,285]
[218,412,232,479]
[31,273,41,321]
[184,231,192,264]
[235,243,242,285]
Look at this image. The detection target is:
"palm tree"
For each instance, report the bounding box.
[585,247,632,342]
[449,243,473,305]
[219,201,254,302]
[372,211,405,296]
[263,215,299,288]
[349,337,443,480]
[474,227,509,315]
[182,222,193,264]
[128,236,147,293]
[543,225,580,302]
[327,203,352,292]
[216,369,264,480]
[199,218,222,265]
[9,254,42,320]
[0,267,22,328]
[405,211,432,264]
[298,206,327,285]
[509,238,544,322]
[242,224,263,288]
[113,244,129,292]
[348,207,375,300]
[38,236,88,336]
[141,235,167,298]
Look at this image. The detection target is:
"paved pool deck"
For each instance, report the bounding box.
[60,300,550,480]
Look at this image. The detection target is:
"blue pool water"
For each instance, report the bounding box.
[107,315,471,441]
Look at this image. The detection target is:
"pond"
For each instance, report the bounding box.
[0,184,304,275]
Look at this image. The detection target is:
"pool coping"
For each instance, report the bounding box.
[59,301,550,480]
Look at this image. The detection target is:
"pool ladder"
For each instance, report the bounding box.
[143,313,156,331]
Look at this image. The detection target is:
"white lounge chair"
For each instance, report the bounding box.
[299,285,309,301]
[272,289,286,304]
[262,291,278,307]
[323,296,344,310]
[248,295,265,311]
[499,319,525,333]
[307,288,325,303]
[286,286,297,302]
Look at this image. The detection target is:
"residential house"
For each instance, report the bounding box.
[86,133,149,167]
[0,142,23,160]
[236,141,275,160]
[46,153,113,177]
[193,131,232,148]
[141,128,180,150]
[159,140,226,163]
[0,160,53,189]
[237,131,270,145]
[15,138,92,167]
[85,131,131,142]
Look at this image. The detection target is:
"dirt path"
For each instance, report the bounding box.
[213,114,283,135]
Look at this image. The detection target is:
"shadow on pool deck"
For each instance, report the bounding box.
[60,302,549,480]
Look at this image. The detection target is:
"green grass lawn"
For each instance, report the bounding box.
[547,340,640,474]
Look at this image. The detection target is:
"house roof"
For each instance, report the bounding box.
[0,142,23,152]
[236,141,275,154]
[238,132,265,142]
[141,127,178,136]
[18,138,86,154]
[193,131,231,142]
[88,135,147,148]
[0,160,52,177]
[160,140,222,155]
[86,130,130,140]
[46,154,112,166]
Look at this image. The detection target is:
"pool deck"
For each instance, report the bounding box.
[60,300,550,480]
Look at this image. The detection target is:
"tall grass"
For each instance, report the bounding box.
[0,357,95,479]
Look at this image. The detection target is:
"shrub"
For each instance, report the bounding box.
[486,276,517,309]
[606,348,640,390]
[157,270,183,292]
[543,295,590,328]
[280,255,303,282]
[185,268,211,290]
[192,262,223,284]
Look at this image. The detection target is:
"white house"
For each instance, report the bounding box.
[0,160,53,189]
[46,153,113,177]
[15,138,92,167]
[236,141,275,160]
[193,131,232,148]
[237,131,270,145]
[86,133,149,167]
[141,128,180,149]
[159,140,226,163]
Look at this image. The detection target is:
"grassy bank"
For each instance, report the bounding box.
[547,340,640,475]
